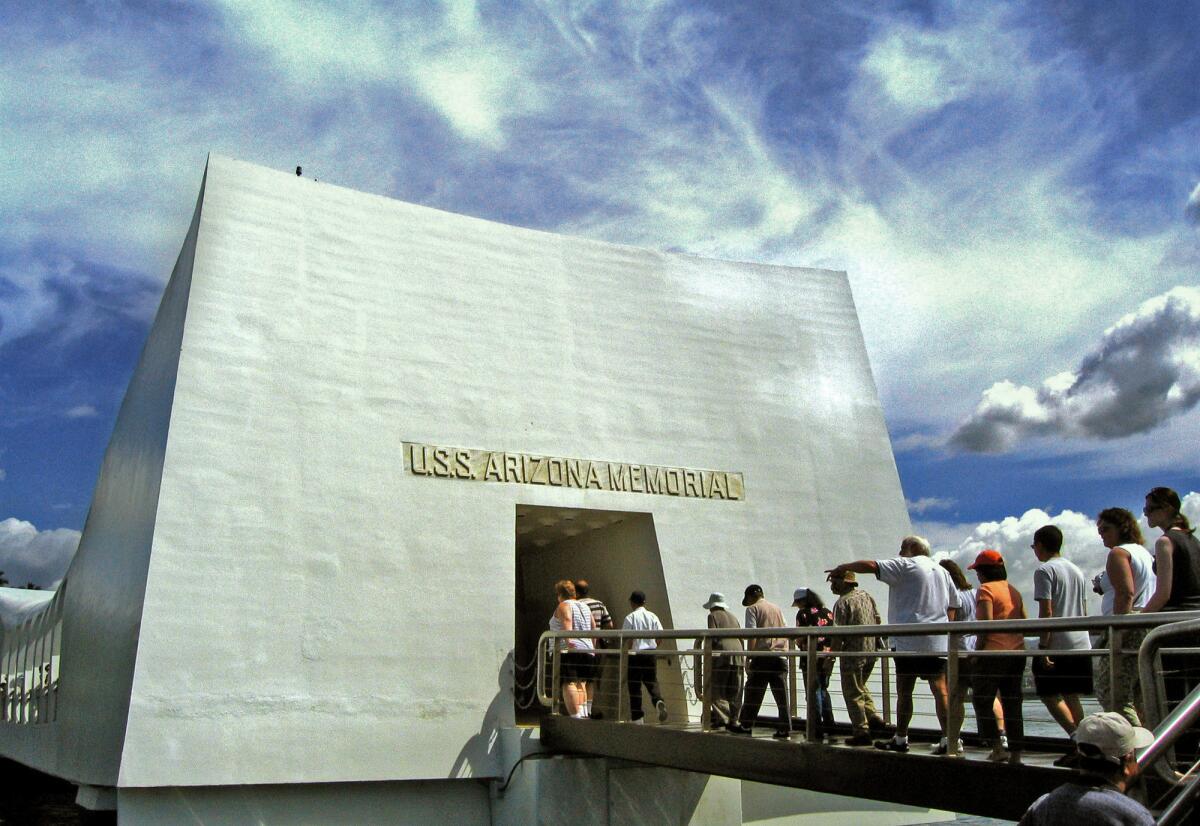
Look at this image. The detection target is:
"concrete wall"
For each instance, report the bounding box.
[492,755,742,826]
[2,155,911,812]
[119,779,492,826]
[0,172,208,786]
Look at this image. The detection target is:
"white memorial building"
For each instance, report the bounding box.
[0,156,912,824]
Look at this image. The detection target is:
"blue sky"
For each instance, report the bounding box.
[1,1,1198,588]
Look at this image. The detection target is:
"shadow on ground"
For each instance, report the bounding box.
[0,759,114,825]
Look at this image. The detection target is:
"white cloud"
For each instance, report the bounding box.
[1187,182,1200,226]
[217,0,542,149]
[0,469,6,482]
[0,518,79,589]
[950,286,1200,452]
[920,492,1200,615]
[936,507,1105,611]
[862,31,968,115]
[907,496,956,515]
[65,404,98,419]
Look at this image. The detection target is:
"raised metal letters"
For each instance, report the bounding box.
[403,442,744,501]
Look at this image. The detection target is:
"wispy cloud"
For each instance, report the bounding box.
[64,405,98,419]
[1187,182,1200,226]
[950,286,1200,452]
[906,496,956,515]
[2,2,1199,532]
[217,0,545,150]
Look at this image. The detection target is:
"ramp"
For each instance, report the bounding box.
[542,716,1069,822]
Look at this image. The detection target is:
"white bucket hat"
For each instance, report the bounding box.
[702,592,727,610]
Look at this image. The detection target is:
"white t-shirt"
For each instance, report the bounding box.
[875,555,959,653]
[1097,544,1158,616]
[622,605,663,651]
[1033,556,1091,650]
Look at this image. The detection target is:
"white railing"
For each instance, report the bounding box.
[0,592,64,725]
[535,611,1200,754]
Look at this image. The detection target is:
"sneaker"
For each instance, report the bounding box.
[874,738,909,752]
[1053,749,1081,768]
[987,745,1009,762]
[844,732,874,747]
[773,729,791,739]
[726,723,752,735]
[655,699,669,723]
[930,738,964,756]
[999,733,1009,750]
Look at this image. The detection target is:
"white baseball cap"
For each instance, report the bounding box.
[1075,712,1154,763]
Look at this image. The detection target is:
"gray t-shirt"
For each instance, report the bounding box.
[1033,556,1091,651]
[1018,779,1153,826]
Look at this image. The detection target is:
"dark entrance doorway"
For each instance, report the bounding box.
[513,504,675,724]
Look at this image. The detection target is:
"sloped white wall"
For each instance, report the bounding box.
[106,155,909,788]
[38,172,207,787]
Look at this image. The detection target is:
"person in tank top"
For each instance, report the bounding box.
[1142,487,1200,613]
[1093,508,1156,727]
[549,579,594,718]
[1140,487,1200,764]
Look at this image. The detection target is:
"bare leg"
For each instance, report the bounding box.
[1064,694,1085,729]
[994,695,1005,736]
[1040,695,1079,735]
[564,681,582,716]
[928,674,949,733]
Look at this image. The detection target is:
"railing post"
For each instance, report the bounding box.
[550,643,562,716]
[946,648,961,754]
[1108,626,1121,718]
[881,654,892,726]
[788,638,799,722]
[701,636,714,732]
[805,645,818,742]
[617,636,629,723]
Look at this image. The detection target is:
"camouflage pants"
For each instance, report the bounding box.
[1094,627,1149,727]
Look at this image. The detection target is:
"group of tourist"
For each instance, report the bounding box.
[550,579,669,723]
[547,486,1198,824]
[550,487,1197,744]
[823,486,1199,769]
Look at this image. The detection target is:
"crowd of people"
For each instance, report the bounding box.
[547,486,1198,823]
[822,485,1199,770]
[547,489,1200,821]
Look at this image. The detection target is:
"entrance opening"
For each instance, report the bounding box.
[514,505,676,725]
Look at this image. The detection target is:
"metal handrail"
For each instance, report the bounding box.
[1157,754,1200,826]
[534,610,1200,743]
[540,610,1200,644]
[1135,617,1200,807]
[1139,618,1200,729]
